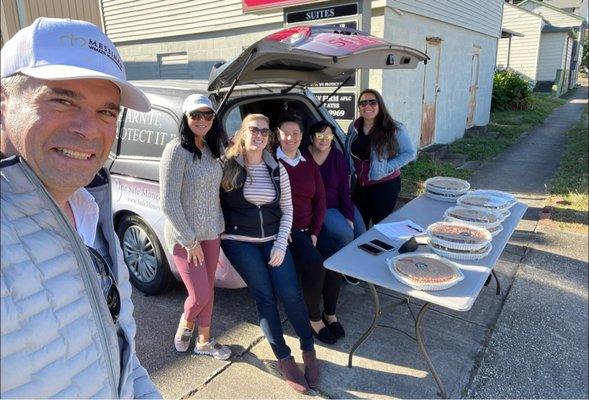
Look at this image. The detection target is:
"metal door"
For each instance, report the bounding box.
[466,47,480,128]
[420,37,441,148]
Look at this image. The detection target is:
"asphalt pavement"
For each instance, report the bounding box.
[132,81,588,399]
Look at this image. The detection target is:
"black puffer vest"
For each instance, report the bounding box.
[220,157,282,238]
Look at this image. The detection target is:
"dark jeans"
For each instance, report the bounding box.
[288,229,326,321]
[353,175,401,227]
[221,239,314,360]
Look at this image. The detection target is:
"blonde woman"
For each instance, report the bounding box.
[220,114,319,393]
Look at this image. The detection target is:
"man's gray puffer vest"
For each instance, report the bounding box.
[0,156,161,399]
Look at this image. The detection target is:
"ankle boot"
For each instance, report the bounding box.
[302,350,320,388]
[277,356,309,393]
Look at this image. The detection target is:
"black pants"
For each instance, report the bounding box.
[289,229,341,321]
[353,175,401,228]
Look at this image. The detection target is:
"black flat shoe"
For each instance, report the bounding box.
[312,326,337,345]
[322,314,346,339]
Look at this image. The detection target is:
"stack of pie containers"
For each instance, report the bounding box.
[427,221,493,260]
[424,176,470,202]
[456,191,514,222]
[443,206,503,236]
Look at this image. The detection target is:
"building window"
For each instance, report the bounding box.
[158,52,189,79]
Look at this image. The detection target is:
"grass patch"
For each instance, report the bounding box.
[546,106,588,233]
[401,93,566,198]
[450,94,566,161]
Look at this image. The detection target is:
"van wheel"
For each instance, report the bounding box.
[116,215,174,295]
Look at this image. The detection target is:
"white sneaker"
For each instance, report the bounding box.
[194,338,231,360]
[174,317,193,352]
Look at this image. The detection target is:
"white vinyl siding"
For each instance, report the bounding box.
[387,0,504,38]
[536,32,566,81]
[519,2,585,28]
[101,0,283,43]
[496,3,544,82]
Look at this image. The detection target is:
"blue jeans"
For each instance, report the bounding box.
[317,206,366,259]
[221,239,314,360]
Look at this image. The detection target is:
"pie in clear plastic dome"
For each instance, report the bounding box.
[444,206,499,226]
[425,176,470,194]
[388,254,464,291]
[428,221,492,246]
[457,194,511,210]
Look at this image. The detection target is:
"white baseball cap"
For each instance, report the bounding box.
[182,94,216,114]
[1,17,151,112]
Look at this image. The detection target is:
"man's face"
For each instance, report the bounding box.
[1,78,120,196]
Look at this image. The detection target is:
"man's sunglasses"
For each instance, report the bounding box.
[314,132,334,141]
[189,111,215,121]
[359,99,378,108]
[87,246,120,323]
[248,126,271,137]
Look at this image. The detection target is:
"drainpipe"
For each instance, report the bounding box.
[507,35,512,69]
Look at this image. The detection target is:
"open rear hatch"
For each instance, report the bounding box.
[208,25,428,93]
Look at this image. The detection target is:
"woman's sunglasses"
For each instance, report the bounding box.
[359,99,378,108]
[189,111,215,121]
[248,126,271,137]
[314,132,334,141]
[86,246,121,323]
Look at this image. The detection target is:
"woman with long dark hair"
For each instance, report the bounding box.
[345,89,417,226]
[160,94,230,359]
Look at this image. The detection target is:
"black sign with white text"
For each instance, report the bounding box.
[286,3,358,24]
[314,92,356,120]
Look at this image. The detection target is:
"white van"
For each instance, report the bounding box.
[108,25,427,295]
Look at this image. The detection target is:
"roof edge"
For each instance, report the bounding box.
[518,0,586,22]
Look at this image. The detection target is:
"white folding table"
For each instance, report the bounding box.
[324,195,527,398]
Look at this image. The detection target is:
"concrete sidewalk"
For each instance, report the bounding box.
[132,83,588,399]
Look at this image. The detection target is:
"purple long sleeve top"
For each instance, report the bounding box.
[303,147,355,222]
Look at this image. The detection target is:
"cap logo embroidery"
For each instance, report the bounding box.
[59,34,123,72]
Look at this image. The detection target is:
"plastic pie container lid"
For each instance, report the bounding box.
[457,193,512,211]
[460,205,510,222]
[469,189,517,208]
[427,221,492,251]
[444,206,501,228]
[425,191,461,202]
[428,240,493,260]
[424,176,470,195]
[488,224,504,237]
[386,254,464,291]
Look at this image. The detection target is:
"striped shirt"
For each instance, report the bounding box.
[222,162,293,251]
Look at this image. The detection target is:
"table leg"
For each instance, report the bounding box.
[492,270,501,295]
[348,282,381,368]
[415,302,448,399]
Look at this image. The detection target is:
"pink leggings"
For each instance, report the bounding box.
[172,238,220,327]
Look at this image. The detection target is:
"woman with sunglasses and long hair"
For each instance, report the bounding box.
[160,94,231,360]
[302,120,367,338]
[220,114,319,393]
[345,89,417,227]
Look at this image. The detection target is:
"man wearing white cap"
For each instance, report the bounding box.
[1,17,160,398]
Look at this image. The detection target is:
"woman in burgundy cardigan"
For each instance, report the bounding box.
[275,114,339,345]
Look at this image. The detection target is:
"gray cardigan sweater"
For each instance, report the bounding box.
[160,138,224,251]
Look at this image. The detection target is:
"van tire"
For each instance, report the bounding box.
[116,214,175,295]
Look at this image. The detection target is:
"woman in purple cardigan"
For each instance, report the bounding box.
[302,120,366,339]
